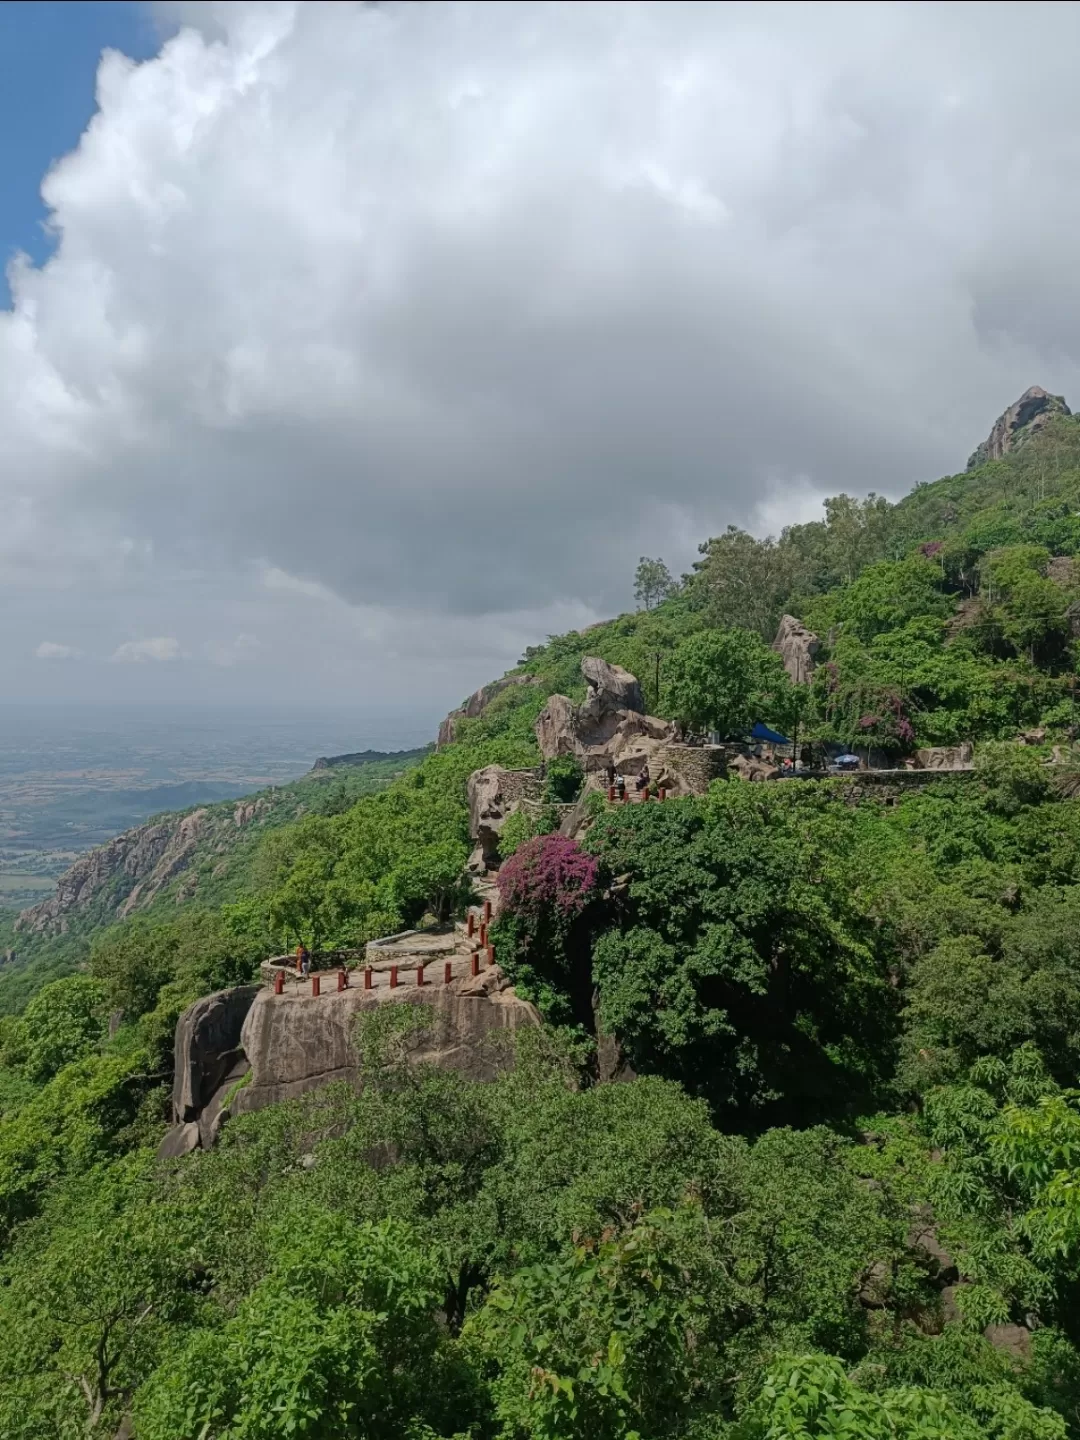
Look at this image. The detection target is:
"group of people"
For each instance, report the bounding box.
[604,760,652,799]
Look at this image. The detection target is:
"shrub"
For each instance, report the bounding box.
[496,834,599,921]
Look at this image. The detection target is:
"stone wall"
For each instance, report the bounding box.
[813,768,977,806]
[659,744,730,794]
[500,768,544,805]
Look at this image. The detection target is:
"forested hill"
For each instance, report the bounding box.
[8,391,1080,1436]
[0,748,426,1013]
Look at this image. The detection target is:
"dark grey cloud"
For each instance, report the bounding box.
[5,1,1080,702]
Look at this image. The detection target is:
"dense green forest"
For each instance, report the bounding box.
[9,412,1080,1435]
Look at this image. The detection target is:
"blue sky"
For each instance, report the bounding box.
[0,1,161,306]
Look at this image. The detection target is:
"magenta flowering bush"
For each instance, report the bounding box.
[496,834,599,921]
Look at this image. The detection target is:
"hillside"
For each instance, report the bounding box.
[8,392,1080,1437]
[0,748,426,1012]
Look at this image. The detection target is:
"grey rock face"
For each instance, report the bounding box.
[156,1121,201,1161]
[234,980,540,1114]
[772,614,820,685]
[16,808,211,936]
[436,675,538,748]
[580,656,644,718]
[967,385,1071,470]
[535,656,668,773]
[466,764,542,867]
[172,983,260,1125]
[912,744,973,771]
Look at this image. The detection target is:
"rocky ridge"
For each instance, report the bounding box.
[16,809,217,936]
[967,385,1071,470]
[436,675,539,749]
[15,754,419,937]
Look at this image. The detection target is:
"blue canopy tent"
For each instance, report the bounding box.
[749,721,791,746]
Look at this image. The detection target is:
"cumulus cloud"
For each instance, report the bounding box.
[7,1,1080,702]
[110,636,182,663]
[34,641,80,660]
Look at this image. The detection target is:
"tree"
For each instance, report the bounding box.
[634,556,676,611]
[382,838,470,924]
[728,1353,1052,1440]
[586,784,892,1126]
[13,974,108,1085]
[690,527,793,638]
[0,1156,200,1439]
[494,834,601,1024]
[469,1206,720,1440]
[664,626,795,737]
[134,1213,477,1440]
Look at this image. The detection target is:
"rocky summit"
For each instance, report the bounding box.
[967,385,1071,470]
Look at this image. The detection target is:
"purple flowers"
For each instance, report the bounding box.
[496,834,599,920]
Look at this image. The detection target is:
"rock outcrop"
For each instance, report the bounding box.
[17,809,211,936]
[581,656,644,717]
[160,974,540,1155]
[534,656,671,776]
[159,983,260,1156]
[235,979,538,1114]
[772,614,820,684]
[729,753,779,782]
[437,675,538,749]
[967,386,1071,470]
[466,765,543,869]
[910,744,974,771]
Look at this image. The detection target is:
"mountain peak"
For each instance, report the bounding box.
[967,385,1071,470]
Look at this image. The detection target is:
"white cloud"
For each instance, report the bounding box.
[110,636,182,663]
[34,640,81,660]
[6,2,1080,702]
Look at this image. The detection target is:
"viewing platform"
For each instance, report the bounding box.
[259,883,505,998]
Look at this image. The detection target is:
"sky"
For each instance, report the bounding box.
[4,1,1080,712]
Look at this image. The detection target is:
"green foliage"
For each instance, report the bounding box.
[664,628,796,738]
[730,1352,1068,1440]
[137,1213,476,1440]
[89,908,263,1020]
[0,1154,200,1439]
[470,1205,717,1440]
[545,752,585,803]
[10,415,1080,1436]
[586,784,891,1127]
[6,973,108,1084]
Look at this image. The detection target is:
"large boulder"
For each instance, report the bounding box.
[158,983,259,1156]
[967,386,1071,470]
[466,764,542,869]
[581,656,644,718]
[772,614,820,685]
[729,753,779,782]
[171,983,260,1123]
[535,656,669,773]
[234,980,540,1113]
[912,744,973,771]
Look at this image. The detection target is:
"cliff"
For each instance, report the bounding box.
[312,746,428,770]
[16,752,422,937]
[967,385,1071,470]
[16,808,220,936]
[436,675,539,748]
[159,973,540,1156]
